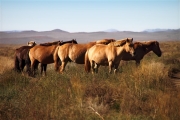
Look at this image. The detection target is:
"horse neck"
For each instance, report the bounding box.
[143,44,153,54]
[115,46,124,55]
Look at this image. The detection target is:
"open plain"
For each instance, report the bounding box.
[0,30,180,119]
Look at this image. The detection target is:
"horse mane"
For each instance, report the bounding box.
[134,41,159,51]
[136,41,158,47]
[109,38,133,47]
[60,39,78,45]
[39,41,61,46]
[96,39,116,45]
[104,39,116,42]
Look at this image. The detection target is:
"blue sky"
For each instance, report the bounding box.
[0,0,179,32]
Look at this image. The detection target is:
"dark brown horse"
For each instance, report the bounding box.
[121,40,162,65]
[29,39,77,76]
[14,41,36,75]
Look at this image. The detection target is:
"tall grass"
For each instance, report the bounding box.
[0,42,180,119]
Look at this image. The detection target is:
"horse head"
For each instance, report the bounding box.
[72,39,78,44]
[152,41,162,57]
[27,41,36,46]
[123,38,135,57]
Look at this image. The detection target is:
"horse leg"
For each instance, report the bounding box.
[94,63,99,73]
[136,60,140,66]
[40,64,43,75]
[30,60,37,76]
[114,62,120,74]
[60,61,67,73]
[19,60,25,75]
[91,61,95,74]
[108,61,113,74]
[42,64,47,76]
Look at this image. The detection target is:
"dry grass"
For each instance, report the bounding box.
[0,41,180,120]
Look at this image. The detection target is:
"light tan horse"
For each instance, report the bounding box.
[121,40,162,65]
[53,39,115,73]
[84,38,135,74]
[29,39,77,76]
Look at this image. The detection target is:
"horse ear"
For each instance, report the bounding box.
[126,38,130,43]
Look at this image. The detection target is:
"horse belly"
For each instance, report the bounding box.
[92,54,108,65]
[37,55,54,64]
[69,48,86,64]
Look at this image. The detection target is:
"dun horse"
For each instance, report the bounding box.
[85,38,135,74]
[14,41,36,75]
[29,39,77,76]
[53,39,115,73]
[121,41,162,65]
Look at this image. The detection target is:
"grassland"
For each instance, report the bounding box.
[0,41,180,120]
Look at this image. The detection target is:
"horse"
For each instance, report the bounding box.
[121,40,162,65]
[84,38,135,74]
[53,39,115,73]
[14,41,36,75]
[29,39,77,76]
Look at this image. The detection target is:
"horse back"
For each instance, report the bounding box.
[15,46,33,59]
[29,45,58,64]
[88,44,116,64]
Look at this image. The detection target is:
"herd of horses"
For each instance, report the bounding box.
[14,38,162,76]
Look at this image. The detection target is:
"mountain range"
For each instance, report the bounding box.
[0,29,179,44]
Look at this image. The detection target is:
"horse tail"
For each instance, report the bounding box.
[14,52,21,72]
[53,46,60,71]
[84,50,91,72]
[25,50,31,74]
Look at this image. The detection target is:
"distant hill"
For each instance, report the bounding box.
[103,29,119,32]
[143,28,180,32]
[0,29,179,44]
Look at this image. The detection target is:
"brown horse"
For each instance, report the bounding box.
[53,39,115,73]
[84,38,135,74]
[121,40,162,65]
[14,41,36,75]
[29,39,77,76]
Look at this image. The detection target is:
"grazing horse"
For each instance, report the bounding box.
[121,40,162,65]
[53,39,115,73]
[14,41,36,75]
[29,39,77,76]
[84,38,135,74]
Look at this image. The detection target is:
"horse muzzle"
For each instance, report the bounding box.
[131,51,136,57]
